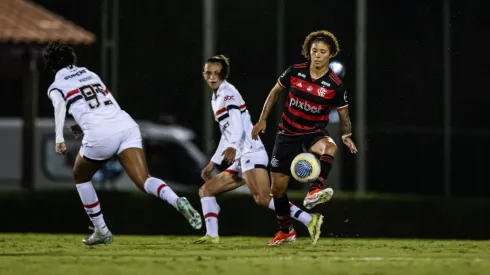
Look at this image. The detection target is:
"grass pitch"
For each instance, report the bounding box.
[0,234,489,275]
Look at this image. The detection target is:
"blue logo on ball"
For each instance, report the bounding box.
[295,160,312,178]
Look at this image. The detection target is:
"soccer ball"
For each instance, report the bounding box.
[329,60,346,79]
[290,153,321,183]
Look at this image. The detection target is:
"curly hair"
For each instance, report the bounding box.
[301,30,340,59]
[206,55,231,80]
[42,41,77,71]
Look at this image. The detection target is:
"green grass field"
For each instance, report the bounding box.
[1,234,489,275]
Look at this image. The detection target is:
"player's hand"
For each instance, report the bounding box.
[342,133,358,154]
[222,147,237,164]
[201,162,215,181]
[252,120,266,140]
[55,142,67,155]
[70,124,83,138]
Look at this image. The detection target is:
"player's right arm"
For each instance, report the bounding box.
[252,66,291,140]
[201,135,228,181]
[48,88,67,154]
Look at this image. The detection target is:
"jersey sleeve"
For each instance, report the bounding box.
[215,90,244,150]
[47,86,65,100]
[48,87,67,143]
[334,84,349,110]
[210,134,229,164]
[277,66,293,88]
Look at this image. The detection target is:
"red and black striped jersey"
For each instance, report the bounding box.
[276,62,348,136]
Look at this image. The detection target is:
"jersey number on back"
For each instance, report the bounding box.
[79,84,113,109]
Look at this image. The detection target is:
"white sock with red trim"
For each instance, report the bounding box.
[201,197,220,237]
[144,177,179,209]
[76,181,109,234]
[268,199,312,225]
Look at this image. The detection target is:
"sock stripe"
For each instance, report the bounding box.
[88,211,102,218]
[204,212,219,219]
[320,154,334,163]
[84,201,100,209]
[294,210,303,219]
[156,183,167,198]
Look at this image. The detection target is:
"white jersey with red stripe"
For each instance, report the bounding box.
[210,81,265,164]
[47,66,138,144]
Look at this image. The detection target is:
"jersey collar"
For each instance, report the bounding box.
[54,66,79,80]
[212,80,229,100]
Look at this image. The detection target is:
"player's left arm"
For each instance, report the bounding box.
[48,88,67,154]
[335,86,358,153]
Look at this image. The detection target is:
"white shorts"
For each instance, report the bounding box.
[224,149,269,177]
[79,126,142,162]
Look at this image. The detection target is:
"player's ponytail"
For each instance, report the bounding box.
[43,41,77,72]
[206,55,231,80]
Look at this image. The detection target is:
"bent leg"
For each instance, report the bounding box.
[303,137,336,209]
[118,147,202,229]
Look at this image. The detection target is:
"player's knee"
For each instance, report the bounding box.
[271,185,287,197]
[199,183,213,198]
[252,193,271,208]
[270,176,288,197]
[72,168,90,184]
[324,140,337,156]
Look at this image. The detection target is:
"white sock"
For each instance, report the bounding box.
[201,197,220,237]
[76,181,109,234]
[268,199,312,225]
[144,177,179,209]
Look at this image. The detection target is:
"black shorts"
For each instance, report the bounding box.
[270,130,329,175]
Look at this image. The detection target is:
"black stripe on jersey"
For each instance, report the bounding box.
[284,109,330,128]
[226,105,240,110]
[289,87,334,105]
[280,117,303,133]
[217,113,229,122]
[66,95,83,111]
[48,88,64,99]
[280,114,326,134]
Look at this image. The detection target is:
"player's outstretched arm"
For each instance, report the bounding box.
[252,83,284,139]
[337,108,358,153]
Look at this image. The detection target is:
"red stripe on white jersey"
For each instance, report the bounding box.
[64,89,79,101]
[215,108,226,116]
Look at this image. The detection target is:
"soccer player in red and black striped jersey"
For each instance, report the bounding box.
[252,30,358,245]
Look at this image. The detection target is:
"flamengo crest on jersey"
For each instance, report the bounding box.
[210,81,265,163]
[47,66,137,142]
